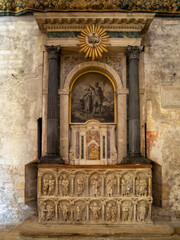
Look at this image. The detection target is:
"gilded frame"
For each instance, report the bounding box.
[69,70,116,125]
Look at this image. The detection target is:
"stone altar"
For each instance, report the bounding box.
[35,13,155,227]
[38,165,152,224]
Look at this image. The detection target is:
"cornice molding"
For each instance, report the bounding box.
[34,13,155,34]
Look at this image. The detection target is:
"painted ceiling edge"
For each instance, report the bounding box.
[0,0,179,16]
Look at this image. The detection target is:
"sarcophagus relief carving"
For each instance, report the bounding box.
[38,166,152,224]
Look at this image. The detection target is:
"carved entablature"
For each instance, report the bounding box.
[35,13,155,34]
[38,166,152,224]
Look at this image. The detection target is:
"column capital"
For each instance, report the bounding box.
[45,45,61,60]
[126,45,144,60]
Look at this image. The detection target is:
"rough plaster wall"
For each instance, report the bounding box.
[143,18,180,220]
[0,15,44,226]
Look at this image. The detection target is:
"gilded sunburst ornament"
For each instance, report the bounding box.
[78,25,109,60]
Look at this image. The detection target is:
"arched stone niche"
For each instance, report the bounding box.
[59,61,128,164]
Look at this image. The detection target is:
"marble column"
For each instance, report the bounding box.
[41,45,64,164]
[127,46,143,156]
[122,46,151,164]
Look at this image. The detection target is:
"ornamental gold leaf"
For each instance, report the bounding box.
[78,25,109,61]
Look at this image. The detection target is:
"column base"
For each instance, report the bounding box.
[40,154,65,164]
[121,155,152,165]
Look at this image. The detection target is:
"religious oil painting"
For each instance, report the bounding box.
[71,72,115,123]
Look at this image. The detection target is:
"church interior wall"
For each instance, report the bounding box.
[0,15,45,227]
[0,15,179,227]
[143,17,180,220]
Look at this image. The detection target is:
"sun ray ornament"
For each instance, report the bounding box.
[78,25,109,61]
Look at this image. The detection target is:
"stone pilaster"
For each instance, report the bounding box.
[41,45,64,164]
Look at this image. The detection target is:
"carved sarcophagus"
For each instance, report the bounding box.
[38,165,152,224]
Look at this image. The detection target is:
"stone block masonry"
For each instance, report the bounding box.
[143,17,180,221]
[0,15,44,226]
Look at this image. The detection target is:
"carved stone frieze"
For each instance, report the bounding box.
[62,53,123,84]
[38,167,152,224]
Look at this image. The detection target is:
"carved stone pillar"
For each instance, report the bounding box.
[41,45,64,164]
[127,46,143,156]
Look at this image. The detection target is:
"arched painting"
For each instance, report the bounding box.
[70,71,115,123]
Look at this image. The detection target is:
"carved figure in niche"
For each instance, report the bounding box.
[59,174,69,196]
[137,202,147,222]
[139,179,147,197]
[42,174,55,195]
[121,202,132,222]
[75,204,85,221]
[43,178,49,195]
[106,203,112,221]
[76,177,85,196]
[91,175,100,197]
[136,176,147,196]
[48,175,55,195]
[40,202,47,221]
[46,204,54,221]
[106,176,117,197]
[121,175,132,196]
[106,203,117,222]
[111,205,117,222]
[60,204,69,222]
[90,202,101,221]
[122,203,129,222]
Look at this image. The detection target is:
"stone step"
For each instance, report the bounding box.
[1,217,180,240]
[2,232,180,240]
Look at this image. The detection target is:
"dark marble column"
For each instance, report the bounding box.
[127,46,143,156]
[41,45,64,164]
[122,46,151,164]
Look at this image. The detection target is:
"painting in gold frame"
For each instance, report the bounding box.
[70,71,116,124]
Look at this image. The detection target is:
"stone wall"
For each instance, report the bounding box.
[143,17,180,220]
[0,15,44,226]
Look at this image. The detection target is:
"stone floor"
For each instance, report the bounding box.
[0,217,180,240]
